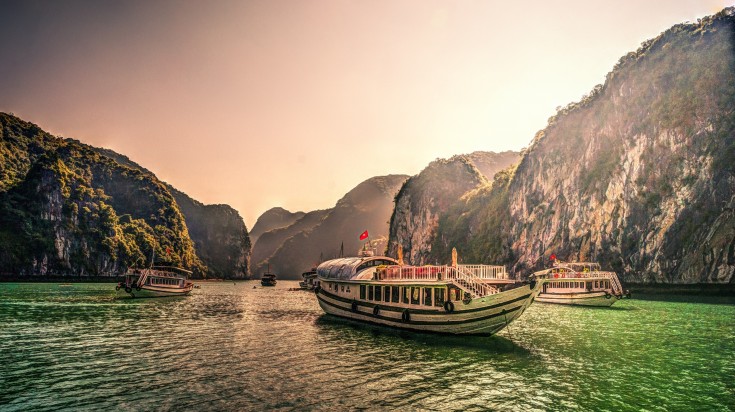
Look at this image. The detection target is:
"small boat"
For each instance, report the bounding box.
[261,271,277,287]
[314,255,543,336]
[115,266,194,298]
[531,261,630,307]
[298,268,318,290]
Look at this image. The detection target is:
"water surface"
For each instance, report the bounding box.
[1,282,733,411]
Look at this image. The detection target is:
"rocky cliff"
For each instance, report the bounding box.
[250,209,329,273]
[252,175,408,278]
[249,207,306,245]
[0,113,251,278]
[387,152,519,265]
[395,8,735,284]
[169,188,251,279]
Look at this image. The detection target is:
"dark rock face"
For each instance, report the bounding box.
[387,152,519,265]
[394,8,735,284]
[0,112,251,278]
[170,188,251,279]
[249,207,306,245]
[252,175,408,279]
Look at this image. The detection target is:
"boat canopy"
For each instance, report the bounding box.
[316,256,399,280]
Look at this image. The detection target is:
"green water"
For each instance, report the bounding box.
[1,281,733,411]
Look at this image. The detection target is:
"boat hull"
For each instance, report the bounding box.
[116,285,193,298]
[316,283,541,336]
[536,291,619,307]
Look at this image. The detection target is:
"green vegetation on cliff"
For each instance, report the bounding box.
[392,7,735,284]
[0,112,250,277]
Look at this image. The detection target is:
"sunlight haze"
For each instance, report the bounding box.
[1,0,732,226]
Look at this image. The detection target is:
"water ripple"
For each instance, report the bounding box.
[1,283,733,411]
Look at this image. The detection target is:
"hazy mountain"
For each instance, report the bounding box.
[253,174,409,279]
[249,207,306,245]
[394,8,735,284]
[0,112,251,278]
[250,209,329,274]
[387,152,519,265]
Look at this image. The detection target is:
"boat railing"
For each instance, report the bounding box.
[378,264,507,299]
[456,264,508,279]
[541,270,624,295]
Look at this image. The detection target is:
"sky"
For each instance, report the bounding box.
[1,0,732,227]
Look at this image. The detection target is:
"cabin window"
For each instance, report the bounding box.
[384,286,390,303]
[368,285,374,300]
[402,287,409,304]
[346,286,350,293]
[594,280,599,289]
[434,288,445,307]
[375,285,382,301]
[411,287,420,305]
[391,286,399,303]
[423,288,432,306]
[341,285,345,292]
[360,285,366,299]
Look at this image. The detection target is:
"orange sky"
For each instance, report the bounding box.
[1,0,732,227]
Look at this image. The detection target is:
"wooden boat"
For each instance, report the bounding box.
[115,266,194,298]
[314,255,543,336]
[531,261,630,307]
[261,272,277,286]
[299,268,318,290]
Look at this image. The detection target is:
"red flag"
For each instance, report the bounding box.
[550,253,556,260]
[166,247,172,256]
[359,230,368,240]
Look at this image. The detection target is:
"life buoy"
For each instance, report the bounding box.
[125,286,132,294]
[351,301,358,313]
[443,301,455,313]
[605,292,612,299]
[136,286,141,291]
[373,305,380,316]
[402,309,410,322]
[115,285,120,291]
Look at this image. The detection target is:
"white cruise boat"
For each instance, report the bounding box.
[314,255,543,336]
[532,261,630,307]
[299,268,318,290]
[115,266,194,298]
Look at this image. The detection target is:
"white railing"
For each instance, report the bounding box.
[540,270,624,295]
[457,264,507,279]
[377,264,507,299]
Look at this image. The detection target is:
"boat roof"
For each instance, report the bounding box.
[316,256,399,280]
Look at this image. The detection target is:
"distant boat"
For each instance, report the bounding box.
[261,270,277,287]
[531,261,630,307]
[299,268,318,290]
[116,266,194,298]
[314,254,543,336]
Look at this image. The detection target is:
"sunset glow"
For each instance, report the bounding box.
[1,0,732,225]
